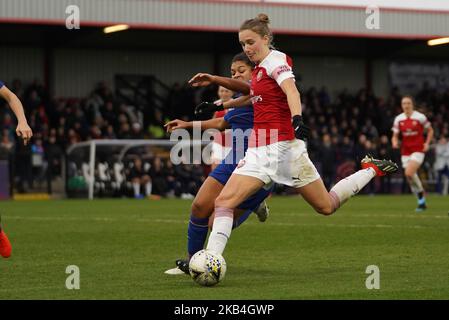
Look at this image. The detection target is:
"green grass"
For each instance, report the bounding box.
[0,195,448,299]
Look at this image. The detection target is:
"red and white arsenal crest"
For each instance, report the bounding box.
[256,70,263,82]
[412,121,417,126]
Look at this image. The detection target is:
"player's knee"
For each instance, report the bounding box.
[191,199,210,218]
[315,204,334,216]
[404,171,414,180]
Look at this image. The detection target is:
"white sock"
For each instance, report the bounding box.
[133,182,140,196]
[330,168,376,208]
[408,173,424,195]
[145,182,152,196]
[206,207,233,255]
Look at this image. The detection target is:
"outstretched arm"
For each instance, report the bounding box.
[165,117,230,133]
[188,73,250,95]
[223,95,252,109]
[195,95,252,115]
[0,85,33,145]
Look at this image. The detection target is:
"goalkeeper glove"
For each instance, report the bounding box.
[194,100,224,115]
[292,115,309,141]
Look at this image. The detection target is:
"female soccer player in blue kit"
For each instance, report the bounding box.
[164,53,272,275]
[0,80,33,258]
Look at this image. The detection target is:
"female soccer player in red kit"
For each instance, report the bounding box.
[0,80,33,258]
[190,14,398,257]
[392,95,434,211]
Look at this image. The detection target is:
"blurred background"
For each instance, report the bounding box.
[0,0,448,200]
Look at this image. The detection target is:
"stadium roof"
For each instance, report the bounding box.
[0,0,448,39]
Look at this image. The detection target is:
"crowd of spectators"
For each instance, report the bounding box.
[1,77,448,197]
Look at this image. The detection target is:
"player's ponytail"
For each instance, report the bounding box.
[240,13,275,49]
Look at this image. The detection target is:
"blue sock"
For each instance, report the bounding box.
[418,197,426,205]
[187,215,209,259]
[233,209,252,229]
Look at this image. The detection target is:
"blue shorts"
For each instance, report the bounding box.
[209,163,273,211]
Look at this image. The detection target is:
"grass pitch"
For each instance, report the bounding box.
[1,195,448,299]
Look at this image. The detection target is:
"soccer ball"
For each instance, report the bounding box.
[189,249,227,286]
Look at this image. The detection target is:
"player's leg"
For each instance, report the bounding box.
[237,183,273,223]
[297,155,397,215]
[403,153,426,211]
[208,208,252,230]
[187,177,224,257]
[207,184,272,229]
[165,176,225,275]
[141,175,152,197]
[0,216,12,258]
[132,177,142,198]
[206,174,265,255]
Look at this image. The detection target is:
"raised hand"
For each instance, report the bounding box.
[188,73,215,87]
[164,119,190,133]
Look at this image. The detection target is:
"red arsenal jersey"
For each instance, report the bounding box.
[392,111,430,155]
[213,109,231,147]
[249,50,295,146]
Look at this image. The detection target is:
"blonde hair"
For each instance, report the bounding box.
[240,13,274,49]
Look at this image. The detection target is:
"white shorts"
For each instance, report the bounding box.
[401,152,425,168]
[210,142,232,163]
[233,139,320,188]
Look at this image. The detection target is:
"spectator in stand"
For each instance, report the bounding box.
[378,135,393,193]
[149,156,167,197]
[338,136,354,163]
[363,140,378,195]
[128,157,152,199]
[318,134,337,190]
[118,122,132,139]
[434,136,449,194]
[31,136,47,186]
[45,134,63,179]
[354,134,368,163]
[164,159,176,197]
[148,109,167,139]
[130,122,144,139]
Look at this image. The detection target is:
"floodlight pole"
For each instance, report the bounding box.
[88,140,96,200]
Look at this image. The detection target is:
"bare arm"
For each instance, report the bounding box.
[165,117,230,133]
[0,85,33,144]
[423,126,434,152]
[391,131,400,149]
[188,73,250,95]
[279,78,302,117]
[223,95,252,109]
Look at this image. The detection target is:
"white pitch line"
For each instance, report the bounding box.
[2,216,441,230]
[152,219,427,229]
[281,212,449,219]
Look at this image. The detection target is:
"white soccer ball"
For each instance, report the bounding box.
[189,249,227,286]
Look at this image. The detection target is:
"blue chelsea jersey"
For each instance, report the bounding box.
[222,93,253,164]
